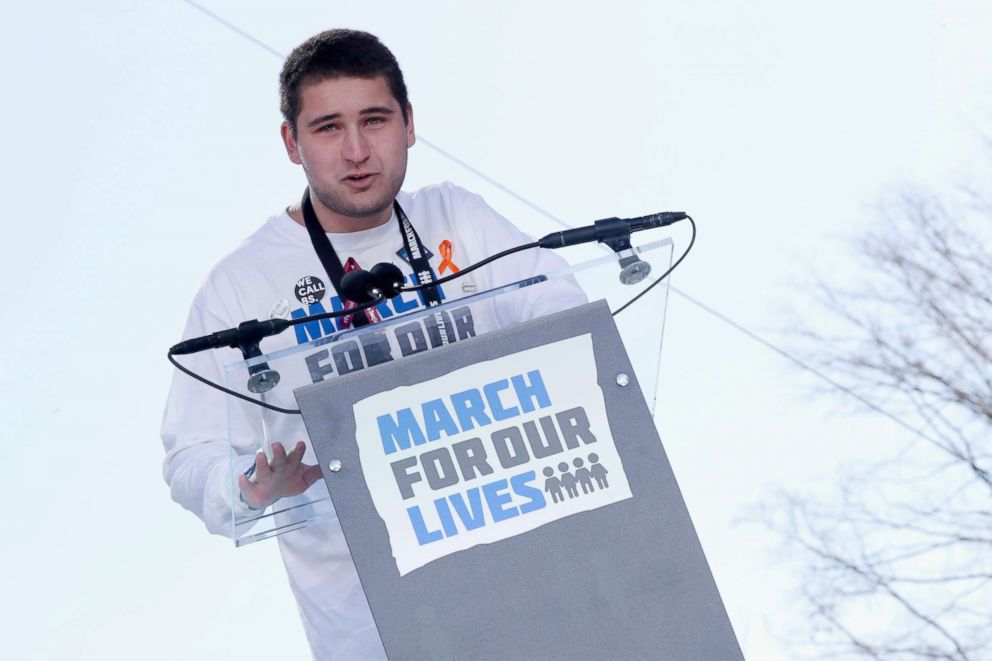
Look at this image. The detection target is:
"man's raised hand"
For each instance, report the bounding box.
[239,441,323,510]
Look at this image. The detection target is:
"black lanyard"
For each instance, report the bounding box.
[300,188,443,310]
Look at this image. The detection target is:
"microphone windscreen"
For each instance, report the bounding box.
[370,262,405,297]
[340,269,378,303]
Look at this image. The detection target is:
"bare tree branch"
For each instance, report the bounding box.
[762,175,992,660]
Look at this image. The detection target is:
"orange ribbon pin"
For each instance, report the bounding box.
[438,240,460,274]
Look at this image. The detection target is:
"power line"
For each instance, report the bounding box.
[181,0,573,232]
[666,287,944,447]
[181,0,284,59]
[416,137,572,231]
[176,0,941,449]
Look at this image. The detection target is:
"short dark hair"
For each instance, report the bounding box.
[279,29,410,135]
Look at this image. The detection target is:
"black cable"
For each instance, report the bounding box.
[611,215,696,317]
[398,241,540,292]
[166,237,536,414]
[169,219,690,414]
[166,296,391,415]
[168,351,301,415]
[177,1,944,453]
[283,295,383,328]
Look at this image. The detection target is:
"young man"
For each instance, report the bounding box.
[162,30,584,659]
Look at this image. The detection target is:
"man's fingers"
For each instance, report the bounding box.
[270,441,287,466]
[302,463,323,487]
[287,441,306,463]
[255,450,271,478]
[239,474,255,496]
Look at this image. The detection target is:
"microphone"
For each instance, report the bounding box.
[537,212,686,285]
[169,318,291,356]
[340,269,383,304]
[169,319,291,393]
[537,212,687,249]
[340,263,405,302]
[167,268,397,396]
[370,262,405,298]
[169,268,393,356]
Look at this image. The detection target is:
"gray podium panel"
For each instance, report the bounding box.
[295,301,742,660]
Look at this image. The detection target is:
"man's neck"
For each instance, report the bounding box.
[287,201,393,233]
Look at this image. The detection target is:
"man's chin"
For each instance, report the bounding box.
[315,191,394,221]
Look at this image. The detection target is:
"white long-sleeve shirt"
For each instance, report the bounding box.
[162,182,586,660]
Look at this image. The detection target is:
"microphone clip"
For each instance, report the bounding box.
[232,319,284,394]
[594,220,652,286]
[241,338,281,394]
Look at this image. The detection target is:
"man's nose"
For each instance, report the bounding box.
[342,128,371,165]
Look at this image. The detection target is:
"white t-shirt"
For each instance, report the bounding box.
[162,182,586,659]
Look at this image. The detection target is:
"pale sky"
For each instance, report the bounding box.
[2,1,991,659]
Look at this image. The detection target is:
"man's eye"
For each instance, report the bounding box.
[318,124,338,133]
[366,117,385,126]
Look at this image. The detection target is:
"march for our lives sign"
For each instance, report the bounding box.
[352,333,632,576]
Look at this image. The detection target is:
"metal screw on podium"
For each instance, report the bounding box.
[328,459,343,473]
[616,373,630,387]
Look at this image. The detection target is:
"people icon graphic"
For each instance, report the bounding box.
[588,453,609,488]
[558,461,579,498]
[573,457,593,494]
[542,466,564,503]
[544,454,610,503]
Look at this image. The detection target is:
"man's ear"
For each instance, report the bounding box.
[405,104,415,148]
[281,121,303,165]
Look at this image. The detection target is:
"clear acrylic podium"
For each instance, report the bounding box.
[223,238,674,547]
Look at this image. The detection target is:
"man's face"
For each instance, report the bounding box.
[282,75,415,228]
